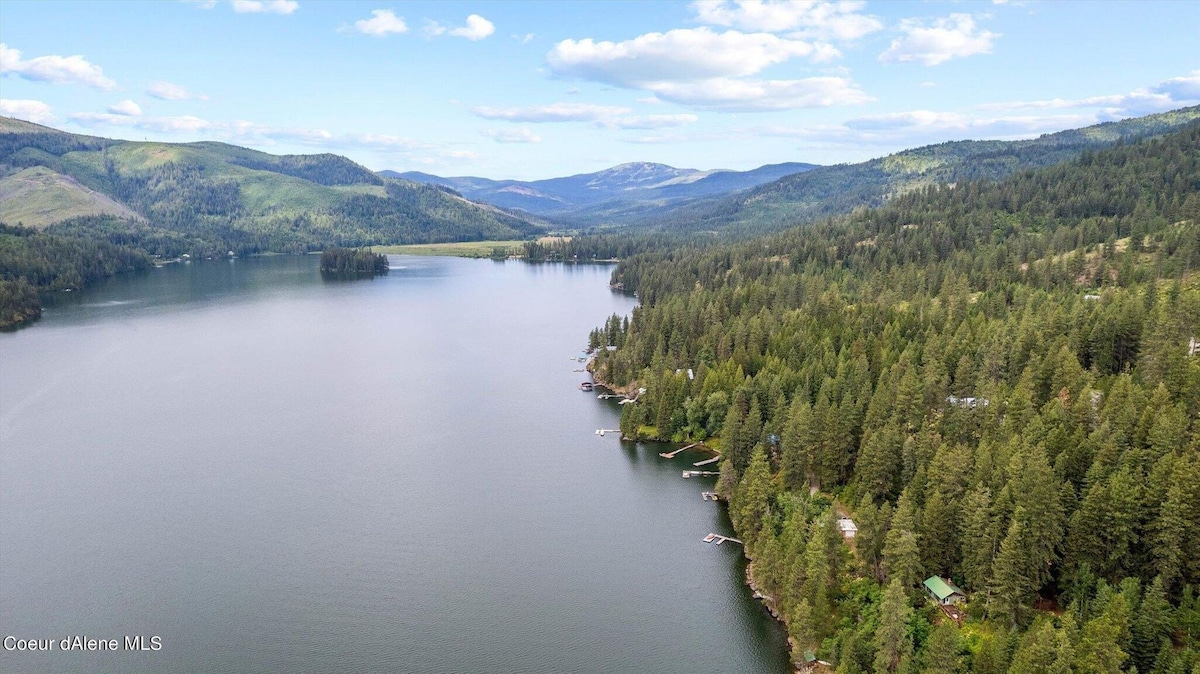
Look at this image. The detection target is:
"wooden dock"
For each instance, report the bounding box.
[703,533,743,546]
[659,442,699,459]
[701,491,719,501]
[595,429,621,436]
[682,470,719,478]
[692,456,719,466]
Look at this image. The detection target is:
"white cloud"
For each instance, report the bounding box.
[0,43,117,90]
[879,14,998,66]
[230,0,298,14]
[427,14,495,41]
[0,98,56,124]
[70,112,213,134]
[451,14,495,41]
[107,100,143,116]
[513,33,535,44]
[647,76,870,111]
[548,28,832,88]
[599,114,700,130]
[483,127,542,143]
[472,103,702,130]
[472,102,631,123]
[691,0,883,41]
[1150,70,1200,101]
[350,9,408,36]
[546,27,865,111]
[977,71,1200,118]
[146,81,207,101]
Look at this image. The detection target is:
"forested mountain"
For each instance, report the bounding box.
[589,123,1200,673]
[0,116,544,255]
[633,105,1200,238]
[387,161,819,222]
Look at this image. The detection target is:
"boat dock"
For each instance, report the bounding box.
[692,456,719,466]
[703,533,742,545]
[702,491,719,501]
[659,442,700,459]
[595,429,621,436]
[682,470,719,478]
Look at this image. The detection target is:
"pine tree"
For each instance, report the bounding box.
[920,623,963,674]
[1007,618,1074,674]
[874,579,914,674]
[883,490,923,588]
[989,511,1034,627]
[733,446,772,539]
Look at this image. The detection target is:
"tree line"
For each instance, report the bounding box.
[0,223,152,328]
[588,123,1200,673]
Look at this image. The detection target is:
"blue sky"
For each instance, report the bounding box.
[1,0,1197,180]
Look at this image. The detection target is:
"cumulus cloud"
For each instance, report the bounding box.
[1151,70,1200,102]
[230,0,298,14]
[146,81,207,101]
[549,28,832,86]
[0,43,117,89]
[546,27,866,111]
[0,98,56,124]
[107,100,143,116]
[451,14,495,40]
[472,102,632,123]
[350,9,408,36]
[879,14,998,66]
[426,14,495,41]
[691,0,883,41]
[483,127,542,143]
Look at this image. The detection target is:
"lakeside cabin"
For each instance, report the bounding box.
[923,576,967,606]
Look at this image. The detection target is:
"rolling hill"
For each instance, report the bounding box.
[0,116,544,257]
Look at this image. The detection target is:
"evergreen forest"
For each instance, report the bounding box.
[587,124,1200,673]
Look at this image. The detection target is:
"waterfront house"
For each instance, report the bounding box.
[923,576,966,605]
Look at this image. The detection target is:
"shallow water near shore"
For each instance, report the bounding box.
[0,254,789,673]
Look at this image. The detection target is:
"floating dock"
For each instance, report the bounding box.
[595,429,621,436]
[702,533,743,546]
[701,491,719,501]
[659,442,699,459]
[682,470,720,478]
[692,456,719,467]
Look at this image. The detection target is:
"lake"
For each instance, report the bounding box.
[0,255,789,673]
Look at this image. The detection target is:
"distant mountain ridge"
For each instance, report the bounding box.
[0,116,543,256]
[383,160,819,221]
[638,105,1200,237]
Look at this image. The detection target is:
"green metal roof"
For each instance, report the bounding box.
[924,576,964,600]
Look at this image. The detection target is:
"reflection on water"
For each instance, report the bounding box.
[1,254,788,674]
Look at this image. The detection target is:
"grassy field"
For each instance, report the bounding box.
[370,240,527,258]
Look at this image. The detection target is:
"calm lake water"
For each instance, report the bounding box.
[0,255,789,673]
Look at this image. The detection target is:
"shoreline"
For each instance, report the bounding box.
[588,357,801,672]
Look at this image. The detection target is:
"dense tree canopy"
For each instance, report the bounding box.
[589,124,1200,672]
